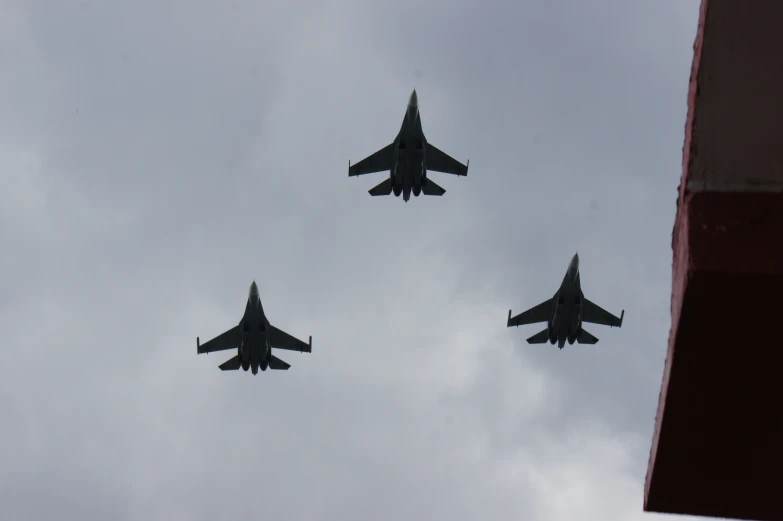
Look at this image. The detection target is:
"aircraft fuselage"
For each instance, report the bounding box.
[391,91,428,202]
[240,282,271,374]
[549,254,584,349]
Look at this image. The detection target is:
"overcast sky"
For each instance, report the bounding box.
[1,1,702,520]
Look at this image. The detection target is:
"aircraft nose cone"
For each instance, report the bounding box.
[570,253,579,270]
[250,281,259,296]
[409,89,418,107]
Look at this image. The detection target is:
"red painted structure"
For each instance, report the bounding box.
[644,1,783,520]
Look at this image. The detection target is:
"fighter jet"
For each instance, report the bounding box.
[348,89,469,202]
[196,281,312,375]
[507,253,624,349]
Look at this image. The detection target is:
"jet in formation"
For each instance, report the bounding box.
[348,89,469,202]
[507,253,624,349]
[197,281,312,375]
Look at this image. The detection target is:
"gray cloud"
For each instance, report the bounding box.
[1,0,701,519]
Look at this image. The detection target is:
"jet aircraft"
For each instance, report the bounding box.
[196,281,312,375]
[348,89,469,202]
[507,253,624,349]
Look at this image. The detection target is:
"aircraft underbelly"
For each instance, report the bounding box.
[554,307,579,342]
[243,334,265,361]
[568,315,579,335]
[396,153,422,184]
[401,161,414,186]
[403,168,413,187]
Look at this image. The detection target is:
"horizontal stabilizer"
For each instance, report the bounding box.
[577,329,599,345]
[219,355,241,371]
[421,178,446,196]
[268,354,290,371]
[526,329,550,344]
[368,178,393,196]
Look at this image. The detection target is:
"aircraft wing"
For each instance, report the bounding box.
[507,298,554,327]
[581,298,624,327]
[426,143,468,176]
[268,325,312,353]
[349,143,395,177]
[197,325,241,354]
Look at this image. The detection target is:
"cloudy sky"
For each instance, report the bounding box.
[1,1,703,519]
